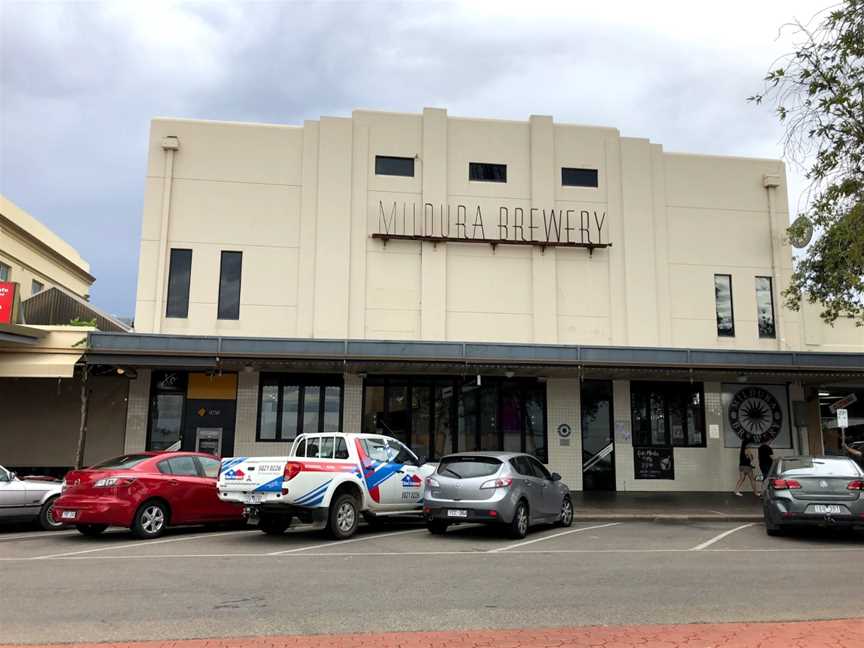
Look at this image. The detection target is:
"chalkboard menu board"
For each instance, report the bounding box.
[634,447,674,480]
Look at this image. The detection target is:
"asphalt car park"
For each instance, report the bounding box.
[2,520,863,644]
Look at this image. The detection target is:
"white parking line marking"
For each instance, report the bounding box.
[0,531,77,542]
[487,523,621,553]
[267,528,427,555]
[689,523,757,551]
[2,544,863,563]
[32,529,254,560]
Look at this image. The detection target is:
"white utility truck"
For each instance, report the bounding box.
[217,432,436,539]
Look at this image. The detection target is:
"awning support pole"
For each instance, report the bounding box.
[75,366,90,469]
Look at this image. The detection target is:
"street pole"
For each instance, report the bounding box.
[75,366,90,469]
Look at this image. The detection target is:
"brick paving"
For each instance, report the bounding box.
[4,619,863,648]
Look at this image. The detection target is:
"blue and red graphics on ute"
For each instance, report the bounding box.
[354,438,403,503]
[293,479,332,507]
[223,468,246,480]
[402,474,422,487]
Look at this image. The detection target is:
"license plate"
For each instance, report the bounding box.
[61,511,76,520]
[447,509,468,518]
[812,505,846,515]
[247,494,263,504]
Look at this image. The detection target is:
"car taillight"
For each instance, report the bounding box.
[480,477,513,490]
[94,477,136,488]
[847,480,864,491]
[283,462,302,481]
[772,479,802,490]
[426,477,440,488]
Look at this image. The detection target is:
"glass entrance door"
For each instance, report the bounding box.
[581,380,615,491]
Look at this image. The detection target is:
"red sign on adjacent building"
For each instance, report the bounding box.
[0,281,18,325]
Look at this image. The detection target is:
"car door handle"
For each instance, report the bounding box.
[169,480,179,486]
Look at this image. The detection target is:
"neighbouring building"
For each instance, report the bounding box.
[1,195,129,476]
[83,108,864,491]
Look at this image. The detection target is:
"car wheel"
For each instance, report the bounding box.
[259,514,291,536]
[39,496,64,531]
[427,520,448,535]
[132,501,168,539]
[508,501,529,539]
[76,524,108,537]
[765,522,784,537]
[558,496,574,528]
[327,493,359,540]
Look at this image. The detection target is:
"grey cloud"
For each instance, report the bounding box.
[1,1,802,316]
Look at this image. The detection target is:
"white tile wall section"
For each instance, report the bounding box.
[545,379,582,491]
[232,371,286,457]
[123,369,150,453]
[342,373,363,433]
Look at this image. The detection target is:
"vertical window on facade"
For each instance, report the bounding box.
[31,280,44,295]
[469,162,507,183]
[561,167,599,187]
[375,155,415,177]
[755,276,776,338]
[363,376,546,462]
[166,249,192,318]
[147,371,188,451]
[631,382,705,448]
[256,375,343,442]
[217,251,242,320]
[0,262,10,281]
[714,274,735,337]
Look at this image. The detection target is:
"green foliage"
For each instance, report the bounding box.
[750,1,864,325]
[69,317,98,327]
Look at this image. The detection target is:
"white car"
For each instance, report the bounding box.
[0,465,64,530]
[217,432,436,539]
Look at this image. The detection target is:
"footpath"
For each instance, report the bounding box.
[5,619,862,648]
[571,491,763,521]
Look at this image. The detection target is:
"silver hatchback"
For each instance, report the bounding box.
[423,452,573,538]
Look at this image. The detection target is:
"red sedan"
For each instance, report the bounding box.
[54,452,244,539]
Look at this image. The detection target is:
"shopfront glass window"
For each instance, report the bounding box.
[500,382,523,452]
[363,386,385,435]
[257,375,342,442]
[631,382,706,448]
[150,393,184,450]
[259,384,279,441]
[387,385,410,446]
[479,384,499,451]
[524,385,546,462]
[434,384,454,457]
[411,385,432,459]
[458,384,480,452]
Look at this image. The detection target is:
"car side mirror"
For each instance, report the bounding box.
[551,472,562,482]
[9,472,16,481]
[416,456,428,466]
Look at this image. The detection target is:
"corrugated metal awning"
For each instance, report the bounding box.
[0,352,82,378]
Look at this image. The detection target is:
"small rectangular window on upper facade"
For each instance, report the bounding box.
[375,155,415,177]
[31,280,44,295]
[714,274,735,337]
[755,276,776,339]
[469,162,507,183]
[217,251,242,320]
[166,249,192,318]
[0,262,11,282]
[562,167,599,187]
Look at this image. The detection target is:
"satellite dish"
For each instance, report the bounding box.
[789,215,813,248]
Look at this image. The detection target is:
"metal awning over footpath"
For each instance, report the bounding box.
[85,332,864,384]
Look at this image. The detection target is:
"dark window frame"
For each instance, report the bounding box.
[146,371,188,452]
[755,275,777,339]
[256,374,344,442]
[217,250,242,320]
[362,375,547,462]
[375,155,415,177]
[714,273,735,338]
[630,381,707,449]
[0,261,10,282]
[166,248,193,319]
[469,162,507,183]
[561,167,599,188]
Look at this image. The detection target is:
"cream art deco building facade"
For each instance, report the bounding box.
[84,108,864,492]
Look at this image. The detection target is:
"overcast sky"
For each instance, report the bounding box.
[1,0,824,317]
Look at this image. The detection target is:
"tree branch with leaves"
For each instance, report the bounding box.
[750,0,864,325]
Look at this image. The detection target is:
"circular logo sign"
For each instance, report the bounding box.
[728,387,783,443]
[557,423,572,439]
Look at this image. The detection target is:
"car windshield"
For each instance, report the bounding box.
[780,457,861,477]
[88,454,152,470]
[437,456,501,479]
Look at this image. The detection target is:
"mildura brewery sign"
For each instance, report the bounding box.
[372,200,611,252]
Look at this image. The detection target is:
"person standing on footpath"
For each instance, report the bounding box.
[734,439,760,496]
[758,441,775,482]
